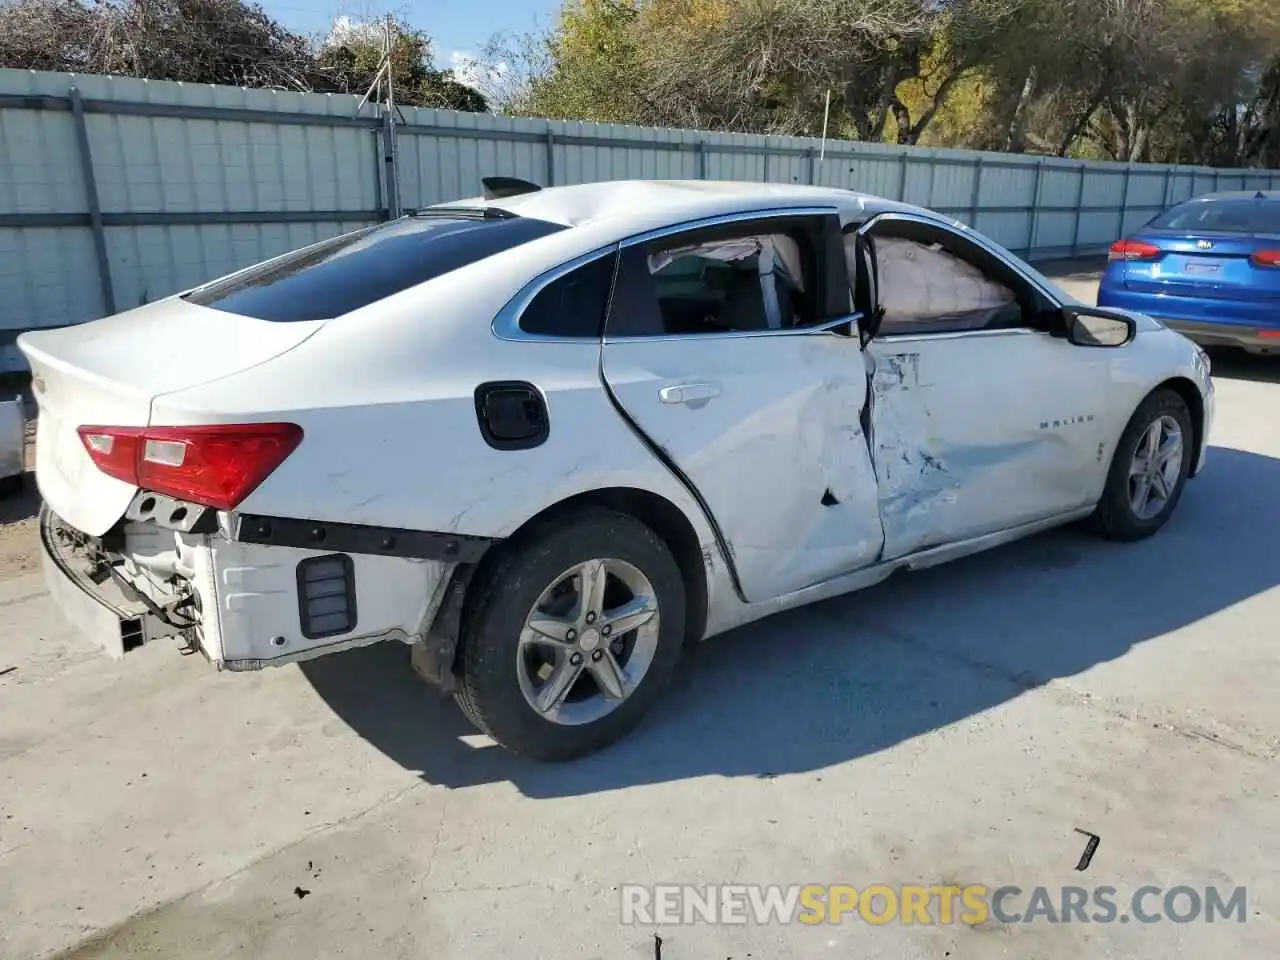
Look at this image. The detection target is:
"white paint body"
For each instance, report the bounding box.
[0,396,23,481]
[17,180,1215,670]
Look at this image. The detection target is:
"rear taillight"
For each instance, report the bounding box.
[1109,239,1162,262]
[77,423,303,510]
[1250,250,1280,268]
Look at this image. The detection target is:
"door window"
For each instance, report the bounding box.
[607,222,820,337]
[860,220,1034,336]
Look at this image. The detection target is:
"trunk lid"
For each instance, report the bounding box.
[19,298,321,536]
[1122,231,1280,303]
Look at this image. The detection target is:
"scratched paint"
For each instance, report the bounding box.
[866,350,959,539]
[873,351,922,392]
[820,372,878,506]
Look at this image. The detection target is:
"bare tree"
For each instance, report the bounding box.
[0,0,488,109]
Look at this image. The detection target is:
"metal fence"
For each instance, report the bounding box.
[2,67,1278,371]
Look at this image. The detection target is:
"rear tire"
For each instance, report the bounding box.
[454,508,686,761]
[1086,388,1193,541]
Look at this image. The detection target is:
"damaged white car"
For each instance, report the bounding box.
[21,179,1214,761]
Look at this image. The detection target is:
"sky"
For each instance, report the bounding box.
[259,0,560,71]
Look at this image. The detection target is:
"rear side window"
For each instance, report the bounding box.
[1149,199,1280,235]
[519,252,618,337]
[185,213,566,322]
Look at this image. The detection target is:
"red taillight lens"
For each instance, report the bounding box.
[78,423,303,510]
[77,427,143,486]
[1250,250,1280,268]
[1109,239,1162,261]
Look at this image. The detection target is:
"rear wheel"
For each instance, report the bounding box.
[1087,388,1193,541]
[455,508,686,761]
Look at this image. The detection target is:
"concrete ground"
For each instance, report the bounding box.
[1038,256,1117,304]
[3,265,1279,959]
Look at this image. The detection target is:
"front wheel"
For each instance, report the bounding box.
[454,508,686,761]
[1086,388,1194,541]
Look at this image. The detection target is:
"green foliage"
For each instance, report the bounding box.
[493,0,1280,167]
[519,0,642,122]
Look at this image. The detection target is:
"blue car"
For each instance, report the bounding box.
[1097,191,1280,353]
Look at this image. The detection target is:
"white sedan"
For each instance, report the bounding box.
[20,179,1214,761]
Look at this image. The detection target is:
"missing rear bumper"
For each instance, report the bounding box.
[40,507,194,658]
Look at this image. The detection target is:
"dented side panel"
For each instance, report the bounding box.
[603,330,885,603]
[208,541,449,668]
[866,331,1110,559]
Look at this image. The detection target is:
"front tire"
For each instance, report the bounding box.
[455,508,686,761]
[1087,388,1193,541]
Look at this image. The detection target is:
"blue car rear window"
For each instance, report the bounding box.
[184,211,566,322]
[1149,199,1280,235]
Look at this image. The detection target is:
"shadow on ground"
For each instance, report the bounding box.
[302,445,1279,798]
[1207,347,1280,384]
[0,475,38,524]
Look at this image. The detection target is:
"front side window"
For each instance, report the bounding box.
[607,225,817,337]
[185,212,567,322]
[867,224,1025,336]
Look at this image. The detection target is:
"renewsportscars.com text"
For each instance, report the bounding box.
[620,884,1247,926]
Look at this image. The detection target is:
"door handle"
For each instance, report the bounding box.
[659,382,722,405]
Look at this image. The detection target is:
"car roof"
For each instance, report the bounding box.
[434,179,920,230]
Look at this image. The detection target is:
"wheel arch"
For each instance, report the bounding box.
[419,486,712,692]
[1151,376,1205,475]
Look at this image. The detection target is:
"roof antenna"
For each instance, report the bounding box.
[482,177,542,200]
[1256,190,1267,200]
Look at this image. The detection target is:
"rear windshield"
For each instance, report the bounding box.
[184,211,567,321]
[1149,199,1280,235]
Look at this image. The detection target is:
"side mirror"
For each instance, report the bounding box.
[1064,306,1137,348]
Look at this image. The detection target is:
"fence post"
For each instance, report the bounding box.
[925,151,938,209]
[380,111,400,219]
[1026,157,1046,259]
[897,153,910,202]
[1163,165,1175,207]
[696,140,707,180]
[372,129,387,221]
[1069,163,1086,256]
[1117,163,1133,243]
[69,86,116,317]
[544,129,556,186]
[967,156,983,229]
[807,147,816,185]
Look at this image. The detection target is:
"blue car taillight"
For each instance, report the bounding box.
[1109,239,1162,262]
